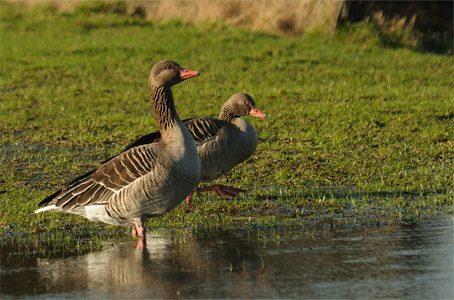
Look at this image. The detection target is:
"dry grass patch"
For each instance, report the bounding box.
[10,0,345,36]
[371,11,420,49]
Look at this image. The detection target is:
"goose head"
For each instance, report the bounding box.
[221,93,267,120]
[149,60,200,87]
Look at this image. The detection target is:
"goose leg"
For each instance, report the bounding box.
[186,193,194,205]
[198,184,246,198]
[132,224,146,249]
[131,224,146,237]
[132,225,137,236]
[186,184,246,205]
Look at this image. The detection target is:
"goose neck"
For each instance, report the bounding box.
[219,108,237,122]
[149,85,180,134]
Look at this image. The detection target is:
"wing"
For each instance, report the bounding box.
[123,131,162,152]
[183,117,227,146]
[122,117,228,150]
[39,118,228,211]
[39,145,158,211]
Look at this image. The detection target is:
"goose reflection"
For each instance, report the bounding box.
[36,229,269,298]
[36,233,174,297]
[3,219,452,299]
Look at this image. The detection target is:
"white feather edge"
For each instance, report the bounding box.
[35,204,126,226]
[35,205,60,213]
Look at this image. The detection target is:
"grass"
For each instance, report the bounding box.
[1,2,453,241]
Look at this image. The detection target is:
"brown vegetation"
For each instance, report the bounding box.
[13,0,345,36]
[9,0,452,52]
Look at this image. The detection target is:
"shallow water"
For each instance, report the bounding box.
[1,217,453,299]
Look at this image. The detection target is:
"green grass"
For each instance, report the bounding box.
[1,3,453,239]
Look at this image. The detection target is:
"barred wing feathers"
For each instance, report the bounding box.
[184,117,226,146]
[36,145,159,216]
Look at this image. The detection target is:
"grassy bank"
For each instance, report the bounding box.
[1,3,453,238]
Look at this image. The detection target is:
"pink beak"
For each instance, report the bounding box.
[249,106,267,119]
[179,67,200,80]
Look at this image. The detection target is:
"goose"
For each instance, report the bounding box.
[35,60,201,238]
[119,92,267,205]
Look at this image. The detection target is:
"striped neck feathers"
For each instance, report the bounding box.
[218,106,238,123]
[149,85,180,134]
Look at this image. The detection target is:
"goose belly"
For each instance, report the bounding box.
[199,134,257,182]
[200,156,238,181]
[106,171,196,219]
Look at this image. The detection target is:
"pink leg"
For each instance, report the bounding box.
[136,225,145,237]
[186,193,194,206]
[196,184,246,199]
[131,224,146,249]
[186,185,247,206]
[132,225,137,236]
[131,224,146,237]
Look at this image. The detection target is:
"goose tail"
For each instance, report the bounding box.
[35,204,60,213]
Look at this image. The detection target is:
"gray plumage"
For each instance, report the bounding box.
[121,93,267,184]
[35,60,201,233]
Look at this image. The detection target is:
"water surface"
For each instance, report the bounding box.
[1,217,453,299]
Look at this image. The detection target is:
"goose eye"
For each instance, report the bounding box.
[243,101,247,104]
[164,66,172,70]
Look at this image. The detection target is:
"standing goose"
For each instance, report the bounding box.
[120,93,267,204]
[35,60,201,237]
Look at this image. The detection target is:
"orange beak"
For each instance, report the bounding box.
[249,106,267,119]
[179,67,200,80]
